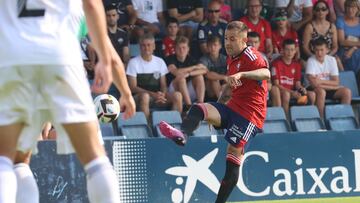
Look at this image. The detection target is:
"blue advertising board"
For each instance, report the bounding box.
[31,131,360,202]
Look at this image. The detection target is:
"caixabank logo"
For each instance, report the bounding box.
[164,148,360,203]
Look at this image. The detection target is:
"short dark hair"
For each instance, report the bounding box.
[226,21,248,33]
[104,3,117,12]
[311,36,328,48]
[166,17,179,26]
[282,38,296,47]
[206,35,221,45]
[247,31,260,39]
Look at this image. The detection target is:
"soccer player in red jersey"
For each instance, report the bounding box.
[160,21,270,203]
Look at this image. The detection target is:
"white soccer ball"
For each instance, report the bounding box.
[94,94,120,123]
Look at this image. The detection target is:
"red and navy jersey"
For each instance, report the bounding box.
[271,58,302,90]
[226,46,268,129]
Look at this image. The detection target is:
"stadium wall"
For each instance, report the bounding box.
[30,131,360,203]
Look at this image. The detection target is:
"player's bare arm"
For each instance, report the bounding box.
[83,0,113,93]
[228,68,270,87]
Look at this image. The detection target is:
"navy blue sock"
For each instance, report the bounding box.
[215,159,240,203]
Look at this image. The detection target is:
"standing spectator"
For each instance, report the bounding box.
[302,0,339,58]
[132,0,165,36]
[162,18,179,57]
[198,0,228,55]
[272,39,316,117]
[167,0,204,40]
[306,37,351,118]
[166,36,207,106]
[217,0,232,22]
[336,0,360,85]
[272,9,301,60]
[127,34,183,121]
[275,0,313,31]
[312,0,337,22]
[106,4,130,64]
[240,0,273,59]
[200,36,228,100]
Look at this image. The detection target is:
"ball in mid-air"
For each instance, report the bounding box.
[94,94,120,123]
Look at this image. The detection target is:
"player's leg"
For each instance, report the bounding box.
[215,144,243,203]
[0,123,24,203]
[191,75,205,103]
[280,90,291,118]
[14,151,39,203]
[63,122,120,203]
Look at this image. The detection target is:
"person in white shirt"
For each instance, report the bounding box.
[132,0,165,36]
[306,36,351,118]
[0,1,135,202]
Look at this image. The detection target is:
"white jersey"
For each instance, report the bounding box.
[0,0,84,67]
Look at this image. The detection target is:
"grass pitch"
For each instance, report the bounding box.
[231,196,360,203]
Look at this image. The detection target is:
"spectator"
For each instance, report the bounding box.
[306,37,351,118]
[312,0,337,22]
[217,0,232,22]
[336,0,360,86]
[198,0,227,55]
[303,0,339,58]
[126,34,183,121]
[272,39,316,117]
[248,31,282,107]
[131,0,165,36]
[240,0,273,59]
[105,4,130,64]
[200,36,227,100]
[275,0,313,31]
[167,0,204,40]
[102,0,137,31]
[166,36,207,106]
[334,0,346,16]
[272,9,301,60]
[162,18,179,57]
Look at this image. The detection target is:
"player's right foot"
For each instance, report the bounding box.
[159,121,187,146]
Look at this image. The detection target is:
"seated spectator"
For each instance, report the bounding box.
[272,9,301,60]
[132,0,165,36]
[240,0,273,59]
[274,0,313,31]
[272,39,316,117]
[217,0,232,22]
[162,18,179,57]
[198,0,227,55]
[306,37,351,118]
[312,0,337,22]
[336,0,360,86]
[303,0,339,58]
[106,4,130,64]
[248,31,281,107]
[126,34,183,121]
[199,36,227,100]
[167,0,204,40]
[166,36,207,106]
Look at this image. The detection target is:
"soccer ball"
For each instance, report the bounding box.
[94,94,120,123]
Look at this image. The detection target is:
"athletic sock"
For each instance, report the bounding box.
[181,104,206,134]
[84,156,120,203]
[0,156,17,203]
[215,154,241,203]
[14,163,39,203]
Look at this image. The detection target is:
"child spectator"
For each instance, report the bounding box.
[162,18,179,57]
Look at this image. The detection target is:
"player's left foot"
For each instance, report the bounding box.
[159,121,187,146]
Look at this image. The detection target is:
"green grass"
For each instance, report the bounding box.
[230,196,360,203]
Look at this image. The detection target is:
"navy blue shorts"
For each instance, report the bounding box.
[209,102,260,148]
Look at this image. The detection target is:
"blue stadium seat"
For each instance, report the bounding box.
[151,111,182,137]
[263,107,291,133]
[290,105,326,132]
[99,123,115,137]
[325,104,358,131]
[117,112,152,138]
[192,121,222,137]
[339,71,360,103]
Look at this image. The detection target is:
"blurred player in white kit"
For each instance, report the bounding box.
[0,0,135,202]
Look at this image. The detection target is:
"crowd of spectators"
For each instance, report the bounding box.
[83,0,359,122]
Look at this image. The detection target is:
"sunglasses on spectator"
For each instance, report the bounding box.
[315,7,328,12]
[208,9,220,13]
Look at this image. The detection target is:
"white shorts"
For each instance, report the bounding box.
[0,65,100,154]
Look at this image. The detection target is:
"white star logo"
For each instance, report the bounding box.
[165,148,220,203]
